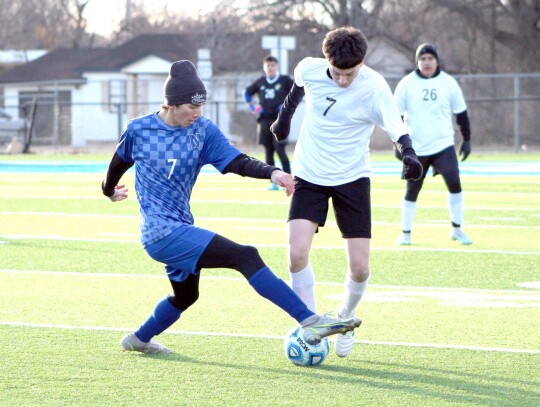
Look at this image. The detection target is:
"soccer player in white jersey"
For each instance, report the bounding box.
[101,60,361,354]
[271,27,423,358]
[394,43,473,246]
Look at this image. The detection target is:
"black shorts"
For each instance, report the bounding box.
[288,177,371,239]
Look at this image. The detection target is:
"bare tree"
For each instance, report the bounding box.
[223,0,376,32]
[0,0,100,49]
[427,0,540,72]
[58,0,90,48]
[0,0,52,49]
[2,0,537,73]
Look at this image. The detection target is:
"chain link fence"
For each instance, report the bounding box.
[0,73,538,153]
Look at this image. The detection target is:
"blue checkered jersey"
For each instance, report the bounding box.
[116,112,241,247]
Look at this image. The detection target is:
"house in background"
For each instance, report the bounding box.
[0,50,48,74]
[0,33,414,149]
[0,34,204,147]
[0,50,49,151]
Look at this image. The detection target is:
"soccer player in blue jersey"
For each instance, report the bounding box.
[243,55,293,190]
[101,60,361,354]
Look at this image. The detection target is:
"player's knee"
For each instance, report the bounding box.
[289,247,310,271]
[235,245,265,279]
[349,260,370,282]
[448,183,462,194]
[238,244,259,258]
[168,291,199,311]
[405,185,421,201]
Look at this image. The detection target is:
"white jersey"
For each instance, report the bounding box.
[293,57,407,186]
[394,70,467,156]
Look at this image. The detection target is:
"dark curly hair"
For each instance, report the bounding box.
[322,27,368,69]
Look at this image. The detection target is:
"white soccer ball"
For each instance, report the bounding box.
[284,326,329,366]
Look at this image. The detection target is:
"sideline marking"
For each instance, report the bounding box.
[1,268,538,292]
[518,282,540,289]
[3,269,539,305]
[1,321,538,355]
[1,234,538,255]
[2,211,540,225]
[2,270,539,353]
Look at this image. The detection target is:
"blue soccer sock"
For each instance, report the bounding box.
[135,296,182,343]
[248,266,314,323]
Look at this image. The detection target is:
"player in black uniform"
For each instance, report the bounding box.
[244,55,294,190]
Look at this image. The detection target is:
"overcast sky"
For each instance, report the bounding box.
[85,0,220,36]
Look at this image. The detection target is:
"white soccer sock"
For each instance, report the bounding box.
[448,192,464,227]
[401,199,417,232]
[290,262,317,313]
[336,274,369,319]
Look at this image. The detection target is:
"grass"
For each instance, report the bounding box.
[0,153,539,406]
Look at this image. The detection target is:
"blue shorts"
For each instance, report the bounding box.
[144,225,216,282]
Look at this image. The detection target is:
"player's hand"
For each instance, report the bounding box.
[108,184,129,202]
[270,170,294,196]
[459,140,471,161]
[249,104,263,115]
[401,155,423,181]
[270,118,290,141]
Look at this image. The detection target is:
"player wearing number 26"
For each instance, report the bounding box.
[270,27,423,358]
[393,43,472,246]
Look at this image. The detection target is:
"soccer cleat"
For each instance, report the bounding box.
[451,228,472,245]
[121,333,172,354]
[335,330,355,358]
[267,182,279,191]
[397,232,411,245]
[302,314,362,345]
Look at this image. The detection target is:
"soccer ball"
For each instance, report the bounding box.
[284,326,329,366]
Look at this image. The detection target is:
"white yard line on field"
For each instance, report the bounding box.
[1,211,539,230]
[1,195,540,211]
[2,271,539,350]
[1,234,539,255]
[1,268,539,295]
[0,321,538,355]
[3,269,540,300]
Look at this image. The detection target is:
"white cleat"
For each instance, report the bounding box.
[121,333,172,354]
[335,330,355,358]
[397,232,411,245]
[451,228,472,245]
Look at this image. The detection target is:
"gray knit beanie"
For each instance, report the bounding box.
[163,60,207,106]
[415,43,439,62]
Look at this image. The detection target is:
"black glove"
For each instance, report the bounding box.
[270,118,290,142]
[459,140,471,161]
[393,145,402,161]
[401,155,423,181]
[394,134,423,181]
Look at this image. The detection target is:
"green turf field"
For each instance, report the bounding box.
[0,154,539,406]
